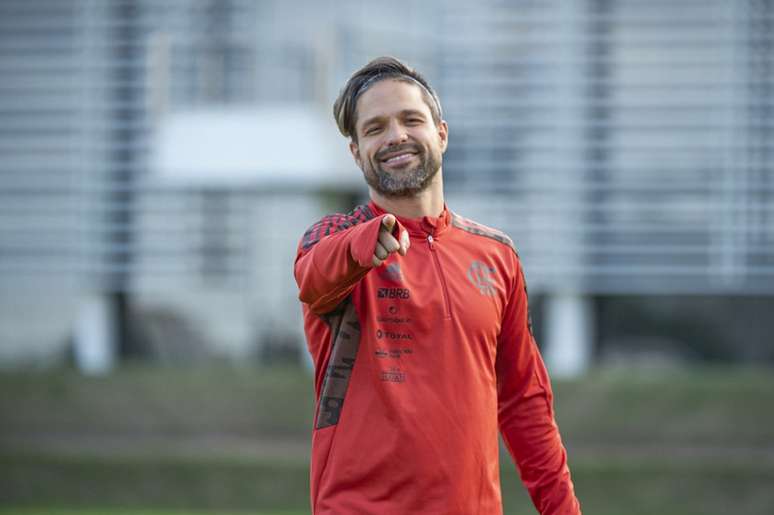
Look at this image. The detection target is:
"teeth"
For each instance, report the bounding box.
[385,153,413,164]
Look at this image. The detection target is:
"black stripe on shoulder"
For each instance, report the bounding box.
[451,212,517,254]
[301,204,376,250]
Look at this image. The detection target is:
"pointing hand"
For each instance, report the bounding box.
[372,214,410,267]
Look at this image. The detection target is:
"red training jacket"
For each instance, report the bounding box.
[294,200,581,515]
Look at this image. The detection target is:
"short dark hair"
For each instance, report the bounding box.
[333,56,443,141]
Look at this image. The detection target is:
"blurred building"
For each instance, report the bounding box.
[0,0,772,374]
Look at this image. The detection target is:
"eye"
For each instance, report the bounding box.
[364,126,380,136]
[407,118,423,125]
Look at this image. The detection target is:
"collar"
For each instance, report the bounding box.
[368,200,452,238]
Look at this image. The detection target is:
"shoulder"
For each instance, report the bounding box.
[300,203,377,251]
[450,211,518,256]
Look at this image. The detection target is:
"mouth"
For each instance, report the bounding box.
[381,152,417,165]
[378,145,421,167]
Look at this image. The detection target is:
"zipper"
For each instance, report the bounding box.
[427,234,452,319]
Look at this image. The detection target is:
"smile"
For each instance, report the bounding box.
[381,152,416,164]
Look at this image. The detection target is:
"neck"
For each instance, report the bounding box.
[369,170,445,219]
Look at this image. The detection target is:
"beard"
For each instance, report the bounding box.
[360,142,442,198]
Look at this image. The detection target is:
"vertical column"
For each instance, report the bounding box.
[542,0,595,377]
[544,292,594,378]
[746,0,773,289]
[73,0,118,373]
[74,295,117,375]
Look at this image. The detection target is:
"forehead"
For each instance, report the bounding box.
[355,79,432,126]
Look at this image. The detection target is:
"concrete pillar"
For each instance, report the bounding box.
[544,292,593,379]
[73,294,116,375]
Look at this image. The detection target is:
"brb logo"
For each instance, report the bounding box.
[467,261,497,296]
[377,287,410,299]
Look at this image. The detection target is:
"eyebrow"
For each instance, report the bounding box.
[360,109,428,131]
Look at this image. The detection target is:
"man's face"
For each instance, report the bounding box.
[349,79,448,198]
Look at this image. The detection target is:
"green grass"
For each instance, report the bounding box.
[1,365,773,514]
[2,365,772,446]
[0,365,316,438]
[0,453,308,512]
[553,366,774,446]
[2,453,772,515]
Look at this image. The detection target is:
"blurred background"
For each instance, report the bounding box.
[1,0,773,514]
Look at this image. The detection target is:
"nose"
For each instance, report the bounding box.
[384,119,408,146]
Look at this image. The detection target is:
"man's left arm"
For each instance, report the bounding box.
[495,254,581,515]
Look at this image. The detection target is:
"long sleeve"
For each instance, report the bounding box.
[294,211,397,315]
[495,256,581,515]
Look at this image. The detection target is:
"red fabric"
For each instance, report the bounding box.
[294,200,581,515]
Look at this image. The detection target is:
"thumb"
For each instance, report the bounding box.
[399,229,410,256]
[382,214,396,232]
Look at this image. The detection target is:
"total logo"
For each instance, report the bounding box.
[375,329,413,341]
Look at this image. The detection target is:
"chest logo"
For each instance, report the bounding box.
[467,261,497,296]
[377,287,410,299]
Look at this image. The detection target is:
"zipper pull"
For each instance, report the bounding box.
[427,234,435,250]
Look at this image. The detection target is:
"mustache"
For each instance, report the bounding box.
[375,143,422,161]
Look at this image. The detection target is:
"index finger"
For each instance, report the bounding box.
[381,214,396,232]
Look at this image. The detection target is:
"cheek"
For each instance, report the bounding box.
[354,145,369,165]
[364,145,380,165]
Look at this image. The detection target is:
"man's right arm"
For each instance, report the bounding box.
[294,212,408,315]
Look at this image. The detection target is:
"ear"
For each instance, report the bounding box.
[349,140,363,167]
[437,120,449,154]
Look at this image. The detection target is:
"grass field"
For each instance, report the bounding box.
[1,365,773,514]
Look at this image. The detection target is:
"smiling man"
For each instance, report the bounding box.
[294,56,581,515]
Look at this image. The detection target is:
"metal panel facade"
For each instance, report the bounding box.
[1,0,772,296]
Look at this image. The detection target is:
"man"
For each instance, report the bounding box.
[294,56,581,514]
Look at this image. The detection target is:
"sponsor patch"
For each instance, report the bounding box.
[377,287,410,299]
